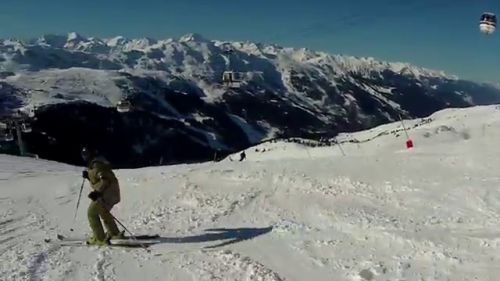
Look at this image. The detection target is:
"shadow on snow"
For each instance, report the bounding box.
[147,226,273,249]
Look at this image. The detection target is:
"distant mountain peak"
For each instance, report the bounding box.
[179,33,209,43]
[67,32,86,42]
[105,36,130,47]
[37,34,67,48]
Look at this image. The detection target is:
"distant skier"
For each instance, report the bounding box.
[81,147,124,245]
[239,151,246,161]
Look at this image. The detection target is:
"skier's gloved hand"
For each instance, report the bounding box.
[88,191,102,201]
[82,170,89,179]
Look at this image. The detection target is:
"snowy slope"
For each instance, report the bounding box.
[2,105,500,280]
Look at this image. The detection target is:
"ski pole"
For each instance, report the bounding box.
[70,179,85,232]
[73,179,85,221]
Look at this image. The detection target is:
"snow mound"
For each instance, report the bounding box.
[228,105,500,161]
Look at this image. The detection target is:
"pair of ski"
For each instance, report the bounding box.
[45,234,161,248]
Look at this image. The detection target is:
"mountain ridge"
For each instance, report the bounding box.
[0,32,499,167]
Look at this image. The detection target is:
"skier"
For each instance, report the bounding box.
[81,147,124,245]
[239,151,246,161]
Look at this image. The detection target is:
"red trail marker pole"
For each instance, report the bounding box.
[399,114,413,149]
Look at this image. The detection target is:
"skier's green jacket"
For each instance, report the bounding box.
[87,157,120,207]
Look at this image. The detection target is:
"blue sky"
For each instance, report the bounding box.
[1,0,499,83]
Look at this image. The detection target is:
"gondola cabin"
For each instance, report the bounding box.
[116,100,132,113]
[480,12,497,34]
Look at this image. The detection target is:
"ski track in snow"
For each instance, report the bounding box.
[91,251,116,281]
[181,250,287,281]
[3,105,500,280]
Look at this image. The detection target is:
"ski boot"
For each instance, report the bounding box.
[106,230,126,241]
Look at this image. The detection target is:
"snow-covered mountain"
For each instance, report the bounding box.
[2,105,500,280]
[1,32,500,167]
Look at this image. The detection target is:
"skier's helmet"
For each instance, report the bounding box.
[81,147,97,162]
